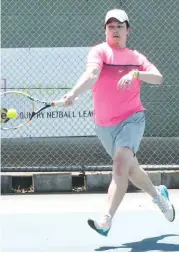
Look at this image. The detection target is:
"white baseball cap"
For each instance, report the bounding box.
[105,9,129,24]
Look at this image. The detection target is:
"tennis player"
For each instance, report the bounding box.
[61,9,175,236]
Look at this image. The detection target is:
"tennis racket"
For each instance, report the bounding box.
[0,90,77,130]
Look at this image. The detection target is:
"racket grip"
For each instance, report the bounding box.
[52,97,78,106]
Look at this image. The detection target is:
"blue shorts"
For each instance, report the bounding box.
[95,111,145,158]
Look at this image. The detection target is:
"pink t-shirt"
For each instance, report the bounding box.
[87,42,158,126]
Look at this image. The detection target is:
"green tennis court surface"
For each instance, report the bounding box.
[1,191,179,252]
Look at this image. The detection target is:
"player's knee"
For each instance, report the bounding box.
[113,147,133,176]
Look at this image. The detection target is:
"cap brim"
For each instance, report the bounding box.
[105,16,128,24]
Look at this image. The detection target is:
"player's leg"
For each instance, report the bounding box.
[105,112,145,217]
[94,124,133,216]
[87,112,145,236]
[128,145,175,222]
[106,147,133,217]
[128,156,158,198]
[88,146,134,236]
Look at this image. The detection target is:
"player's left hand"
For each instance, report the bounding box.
[117,72,134,90]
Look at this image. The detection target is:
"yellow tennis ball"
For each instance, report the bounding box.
[7,109,18,119]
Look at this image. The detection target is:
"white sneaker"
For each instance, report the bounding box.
[153,185,175,222]
[87,214,112,236]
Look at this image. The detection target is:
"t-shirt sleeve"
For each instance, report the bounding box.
[137,51,161,73]
[86,46,104,69]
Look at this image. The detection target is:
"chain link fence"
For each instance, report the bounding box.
[1,0,179,171]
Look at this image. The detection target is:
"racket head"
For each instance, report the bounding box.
[0,91,35,130]
[0,91,79,130]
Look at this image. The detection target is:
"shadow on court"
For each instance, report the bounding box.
[95,234,179,252]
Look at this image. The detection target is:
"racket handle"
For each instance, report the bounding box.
[52,97,78,106]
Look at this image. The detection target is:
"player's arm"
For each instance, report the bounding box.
[133,68,163,84]
[68,65,101,98]
[62,46,103,106]
[133,52,163,85]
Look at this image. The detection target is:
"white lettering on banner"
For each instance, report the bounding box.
[1,47,96,138]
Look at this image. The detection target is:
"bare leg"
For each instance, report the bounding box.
[106,147,134,217]
[128,156,158,198]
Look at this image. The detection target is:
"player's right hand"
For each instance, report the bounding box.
[61,92,76,107]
